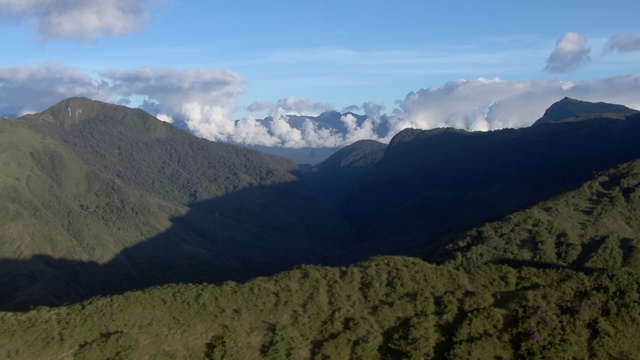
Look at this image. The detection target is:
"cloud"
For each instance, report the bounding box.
[604,31,640,54]
[247,100,273,113]
[272,97,334,116]
[341,104,361,113]
[545,32,591,73]
[103,67,243,118]
[0,62,111,117]
[101,67,245,140]
[362,101,384,117]
[389,74,640,137]
[0,0,149,40]
[232,99,384,148]
[2,63,639,150]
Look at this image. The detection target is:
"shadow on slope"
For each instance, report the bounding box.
[0,181,357,312]
[342,115,640,257]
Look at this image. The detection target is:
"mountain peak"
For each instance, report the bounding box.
[534,97,638,125]
[41,97,109,124]
[35,97,155,129]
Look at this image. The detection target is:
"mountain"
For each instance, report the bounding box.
[431,158,640,269]
[340,110,640,257]
[244,144,340,165]
[533,97,638,125]
[2,160,640,358]
[0,97,357,309]
[2,98,640,357]
[303,139,387,204]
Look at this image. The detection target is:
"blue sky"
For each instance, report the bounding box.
[1,0,640,147]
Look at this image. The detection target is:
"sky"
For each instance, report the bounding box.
[1,0,640,148]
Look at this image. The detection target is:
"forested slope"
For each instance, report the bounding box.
[433,158,640,270]
[0,98,357,310]
[2,159,640,358]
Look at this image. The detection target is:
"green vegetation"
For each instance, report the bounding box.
[1,159,640,358]
[533,96,638,125]
[1,256,639,358]
[2,98,640,357]
[434,158,640,271]
[0,98,356,310]
[0,119,182,261]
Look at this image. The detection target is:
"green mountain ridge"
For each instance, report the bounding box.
[433,158,640,270]
[0,97,357,310]
[1,158,640,358]
[533,97,638,125]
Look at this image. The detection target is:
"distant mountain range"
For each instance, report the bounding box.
[1,96,639,316]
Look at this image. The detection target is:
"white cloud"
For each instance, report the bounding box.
[0,62,111,116]
[545,32,591,73]
[101,67,245,140]
[604,31,640,54]
[341,104,361,113]
[156,113,173,124]
[362,101,384,118]
[389,75,640,138]
[272,97,333,116]
[247,100,273,113]
[2,63,639,150]
[0,0,149,40]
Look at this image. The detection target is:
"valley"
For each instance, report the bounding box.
[0,97,639,358]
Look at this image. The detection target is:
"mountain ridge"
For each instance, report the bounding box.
[0,97,358,309]
[340,111,640,258]
[533,96,638,125]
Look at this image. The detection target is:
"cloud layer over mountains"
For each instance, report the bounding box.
[1,62,640,148]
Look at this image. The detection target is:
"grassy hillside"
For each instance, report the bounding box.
[1,159,640,358]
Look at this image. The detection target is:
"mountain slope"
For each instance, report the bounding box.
[533,97,638,125]
[341,111,640,256]
[3,155,640,359]
[0,119,181,262]
[3,236,640,358]
[2,106,640,358]
[432,158,640,270]
[0,97,357,309]
[20,97,299,204]
[303,139,387,204]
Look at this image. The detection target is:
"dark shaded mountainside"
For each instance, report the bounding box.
[0,97,356,310]
[302,139,387,204]
[2,156,640,358]
[337,104,640,258]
